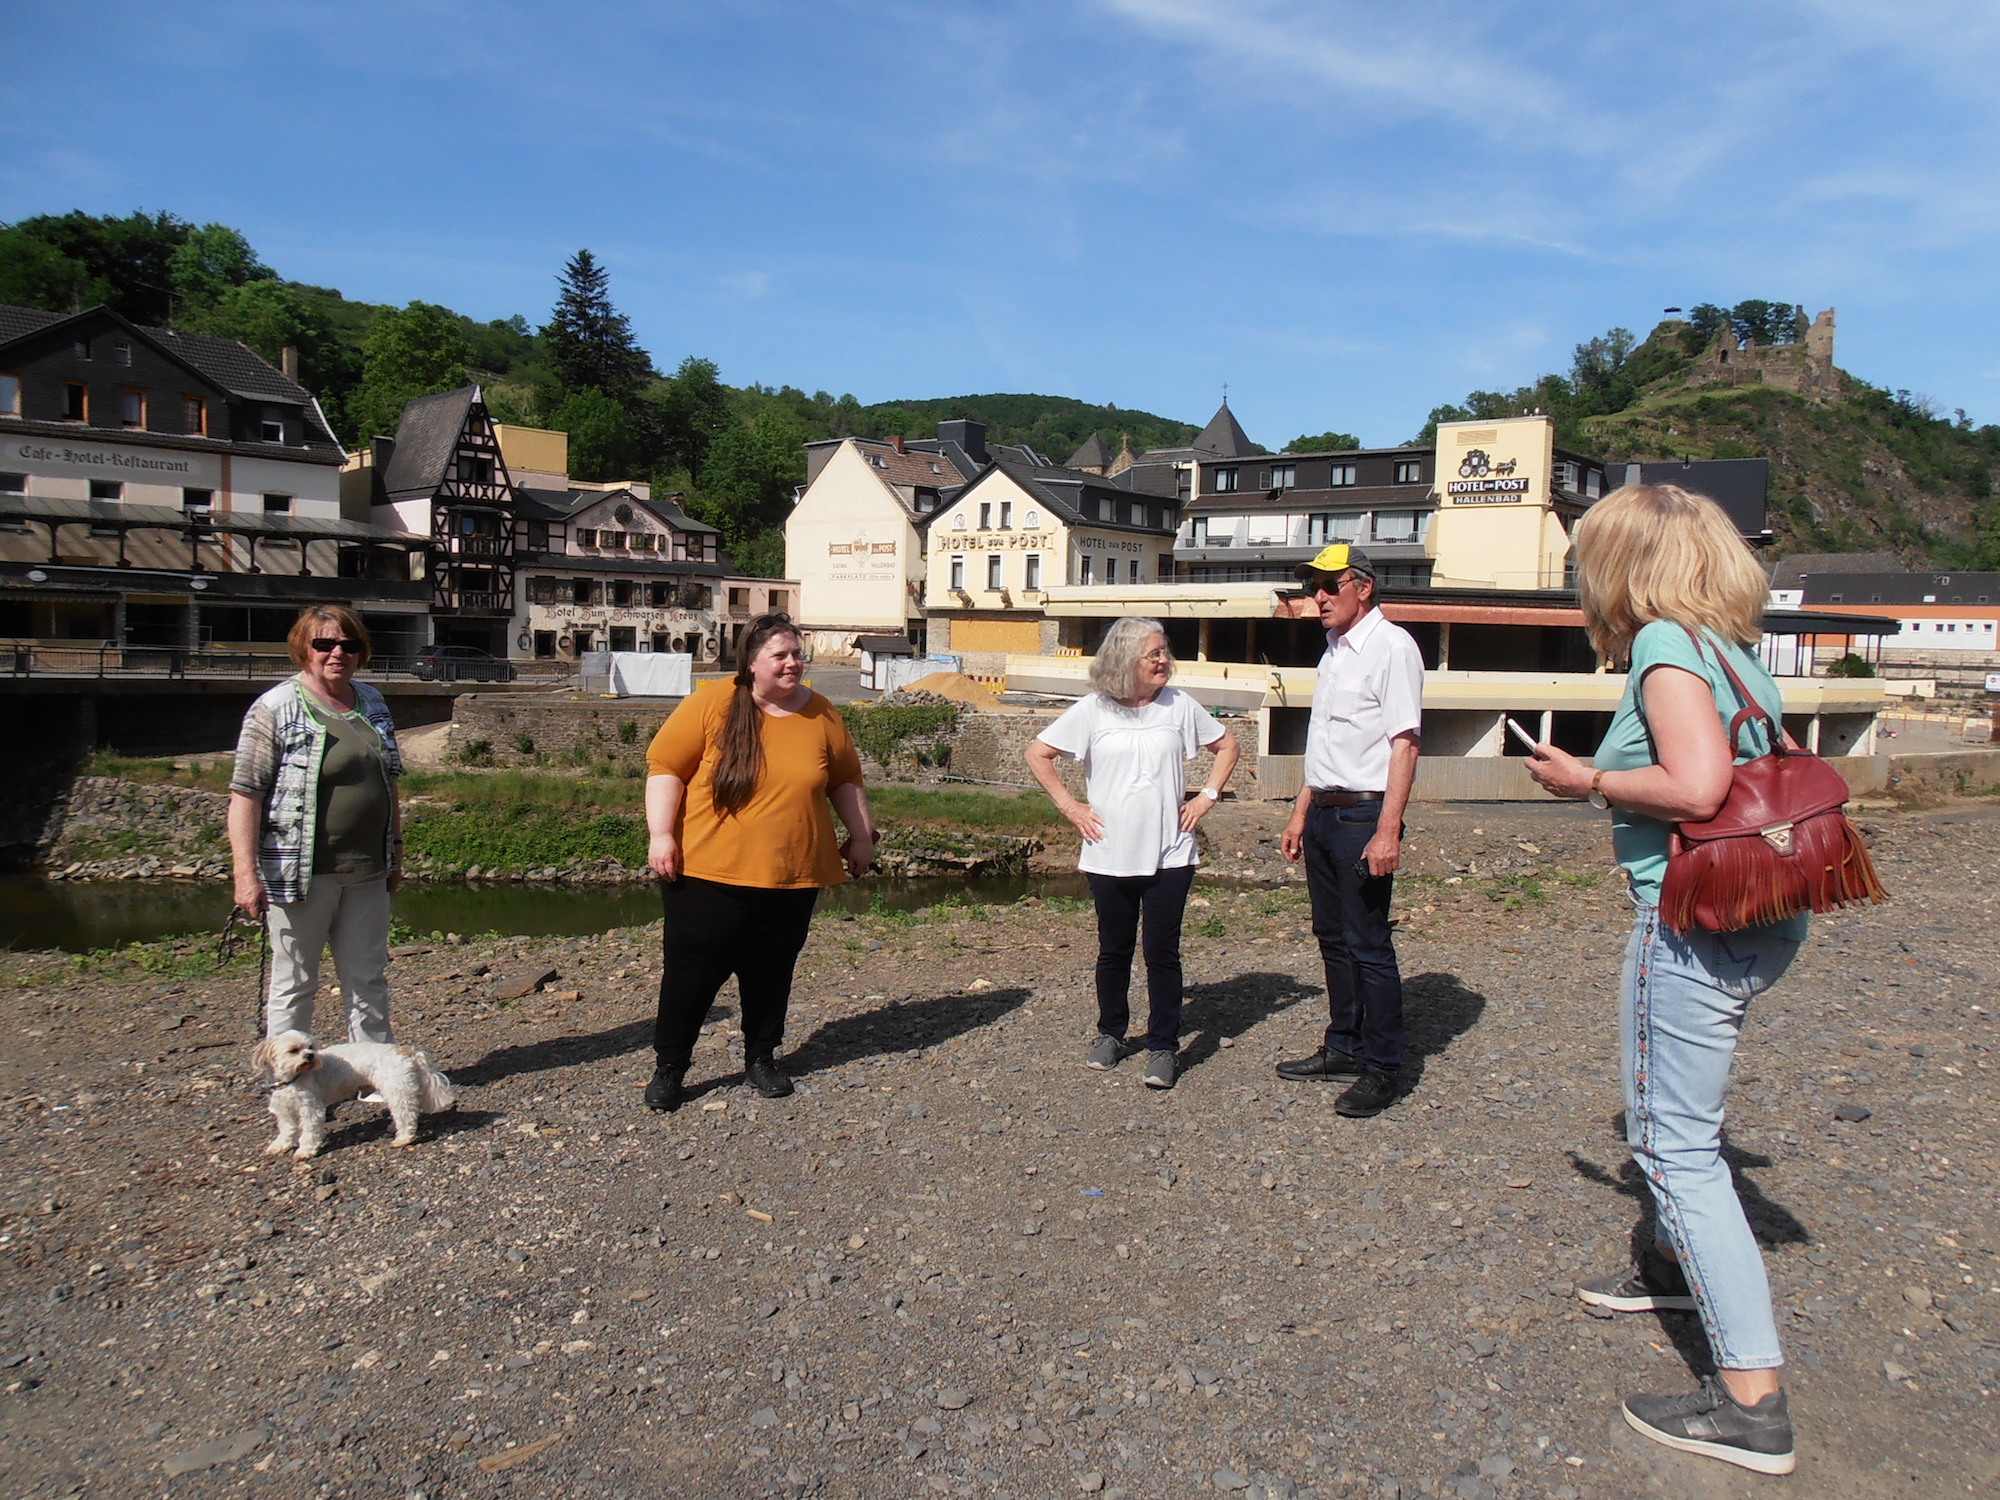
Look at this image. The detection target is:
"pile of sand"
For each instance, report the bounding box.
[891,672,1014,713]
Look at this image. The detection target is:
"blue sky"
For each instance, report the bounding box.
[6,1,1998,446]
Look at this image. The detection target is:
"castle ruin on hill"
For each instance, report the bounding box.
[1687,306,1840,400]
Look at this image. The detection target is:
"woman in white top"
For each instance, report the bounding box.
[1025,617,1240,1089]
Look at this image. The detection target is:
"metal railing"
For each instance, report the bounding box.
[1,644,576,682]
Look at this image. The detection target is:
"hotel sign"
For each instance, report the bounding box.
[14,438,214,482]
[1445,477,1531,504]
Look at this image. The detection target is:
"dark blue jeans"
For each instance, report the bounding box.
[1085,863,1197,1054]
[1302,801,1404,1076]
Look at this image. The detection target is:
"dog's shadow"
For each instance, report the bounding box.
[312,1103,502,1155]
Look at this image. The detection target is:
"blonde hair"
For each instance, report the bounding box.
[1089,616,1169,701]
[1573,484,1767,664]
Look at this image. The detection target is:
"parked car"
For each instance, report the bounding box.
[412,645,517,682]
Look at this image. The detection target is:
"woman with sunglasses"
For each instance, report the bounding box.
[228,606,405,1043]
[1026,616,1239,1090]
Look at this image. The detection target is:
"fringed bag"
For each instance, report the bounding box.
[1657,628,1887,934]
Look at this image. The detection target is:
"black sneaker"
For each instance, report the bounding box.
[745,1055,795,1099]
[643,1064,686,1113]
[1334,1069,1399,1117]
[1275,1048,1363,1083]
[1578,1248,1696,1313]
[1622,1377,1795,1475]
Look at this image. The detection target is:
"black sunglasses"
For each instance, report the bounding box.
[309,638,363,655]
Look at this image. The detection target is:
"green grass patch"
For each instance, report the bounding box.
[866,785,1064,837]
[402,808,646,872]
[400,769,642,811]
[838,703,958,768]
[81,750,235,794]
[69,931,255,982]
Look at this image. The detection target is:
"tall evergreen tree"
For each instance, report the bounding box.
[540,250,652,405]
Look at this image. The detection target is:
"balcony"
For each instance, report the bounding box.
[450,535,511,558]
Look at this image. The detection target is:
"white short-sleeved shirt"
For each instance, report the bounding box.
[1036,687,1228,877]
[1302,607,1425,793]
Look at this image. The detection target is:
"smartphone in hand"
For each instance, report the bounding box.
[1505,718,1543,755]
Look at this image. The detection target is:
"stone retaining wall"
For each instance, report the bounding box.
[42,776,232,880]
[867,710,1262,796]
[448,693,679,772]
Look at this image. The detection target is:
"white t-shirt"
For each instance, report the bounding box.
[1302,607,1425,792]
[1036,687,1228,877]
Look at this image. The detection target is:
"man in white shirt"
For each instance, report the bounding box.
[1276,544,1424,1117]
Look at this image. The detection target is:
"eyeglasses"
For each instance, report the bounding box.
[309,638,363,655]
[1139,649,1173,663]
[1312,574,1357,597]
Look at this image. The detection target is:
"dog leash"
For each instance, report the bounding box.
[219,905,270,1041]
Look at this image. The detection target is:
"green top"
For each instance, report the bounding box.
[306,694,394,876]
[1593,619,1810,939]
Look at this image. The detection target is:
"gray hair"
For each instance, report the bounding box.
[1089,616,1170,701]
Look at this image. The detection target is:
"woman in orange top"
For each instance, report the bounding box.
[641,613,877,1111]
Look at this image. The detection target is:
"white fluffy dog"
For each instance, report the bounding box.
[251,1030,456,1158]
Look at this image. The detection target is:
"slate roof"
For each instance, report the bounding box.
[950,456,1178,536]
[378,387,479,500]
[1065,432,1112,469]
[0,306,62,343]
[1191,402,1257,458]
[1769,552,1906,582]
[514,484,722,537]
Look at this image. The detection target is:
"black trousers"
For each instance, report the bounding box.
[1085,863,1197,1054]
[1301,801,1404,1075]
[655,876,818,1068]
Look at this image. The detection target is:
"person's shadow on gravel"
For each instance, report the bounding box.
[450,1020,654,1089]
[1567,1128,1811,1372]
[1398,971,1489,1090]
[1177,972,1319,1073]
[784,987,1034,1077]
[317,1104,502,1153]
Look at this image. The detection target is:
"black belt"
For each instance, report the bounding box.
[1310,788,1384,808]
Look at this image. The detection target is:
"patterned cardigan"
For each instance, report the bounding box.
[229,677,403,903]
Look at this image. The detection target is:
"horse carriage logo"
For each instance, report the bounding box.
[1457,449,1519,479]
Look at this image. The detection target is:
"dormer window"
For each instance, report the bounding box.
[260,408,285,443]
[114,342,132,367]
[576,528,598,547]
[73,339,90,360]
[928,461,942,474]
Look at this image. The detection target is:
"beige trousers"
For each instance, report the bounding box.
[264,870,394,1043]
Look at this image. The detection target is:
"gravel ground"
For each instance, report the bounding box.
[2,800,1996,1500]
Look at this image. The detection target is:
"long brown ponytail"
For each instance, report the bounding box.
[711,613,800,816]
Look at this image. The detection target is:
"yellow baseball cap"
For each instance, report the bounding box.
[1292,544,1374,583]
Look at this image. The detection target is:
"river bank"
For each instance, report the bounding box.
[0,800,1993,1499]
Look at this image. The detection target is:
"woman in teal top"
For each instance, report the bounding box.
[1524,485,1802,1476]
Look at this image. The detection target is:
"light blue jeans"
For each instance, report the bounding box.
[1622,901,1802,1371]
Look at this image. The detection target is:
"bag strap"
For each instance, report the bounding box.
[1678,625,1785,759]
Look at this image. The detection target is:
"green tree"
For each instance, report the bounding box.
[168,223,272,317]
[729,528,788,579]
[689,406,806,554]
[652,355,735,477]
[549,386,637,482]
[347,301,473,440]
[1288,429,1360,453]
[0,209,191,322]
[540,250,652,405]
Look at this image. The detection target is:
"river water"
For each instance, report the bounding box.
[0,872,1095,954]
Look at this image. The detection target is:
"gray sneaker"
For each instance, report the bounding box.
[1623,1377,1794,1474]
[1086,1035,1126,1071]
[1578,1247,1695,1312]
[1142,1051,1177,1089]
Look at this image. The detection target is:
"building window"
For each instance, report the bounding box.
[1214,467,1239,493]
[114,342,132,367]
[0,472,26,493]
[728,586,749,609]
[915,488,938,512]
[571,578,594,605]
[1393,460,1423,484]
[950,556,965,590]
[1309,513,1362,544]
[1025,553,1041,589]
[1079,554,1093,585]
[260,409,285,443]
[1585,469,1602,499]
[986,554,1003,591]
[1158,552,1175,580]
[612,580,633,606]
[262,493,291,514]
[1098,497,1115,521]
[89,479,123,501]
[182,395,206,434]
[526,576,552,604]
[525,521,550,550]
[1371,510,1424,543]
[1024,508,1040,528]
[1267,465,1296,491]
[633,532,656,552]
[456,454,494,485]
[998,501,1012,529]
[768,590,788,613]
[576,528,598,547]
[1131,501,1146,525]
[534,631,556,658]
[62,382,87,421]
[1327,464,1357,487]
[1176,470,1191,501]
[182,487,212,510]
[0,374,19,416]
[604,531,627,550]
[1552,461,1578,491]
[73,339,90,360]
[979,502,992,530]
[1190,517,1208,546]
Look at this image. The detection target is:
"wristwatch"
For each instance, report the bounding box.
[1588,770,1610,810]
[1198,787,1220,801]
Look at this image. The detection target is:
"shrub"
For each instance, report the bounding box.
[1825,653,1876,678]
[512,732,536,755]
[617,719,639,744]
[838,703,958,769]
[458,738,494,767]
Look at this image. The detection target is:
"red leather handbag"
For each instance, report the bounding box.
[1657,629,1886,934]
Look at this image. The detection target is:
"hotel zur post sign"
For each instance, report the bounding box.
[1444,445,1529,505]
